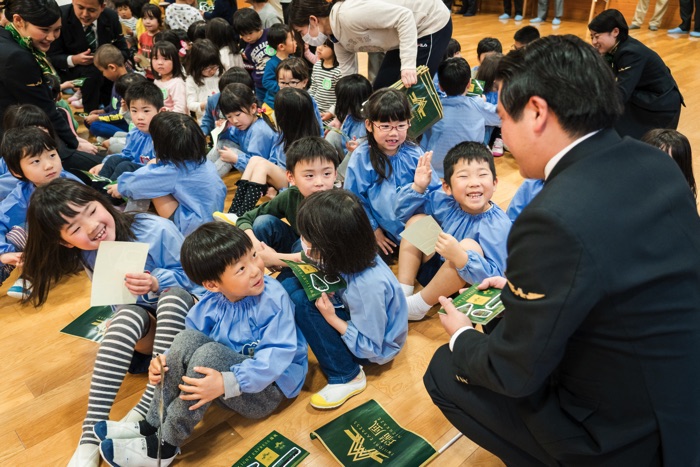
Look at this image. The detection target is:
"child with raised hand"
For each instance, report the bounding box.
[236,136,340,268]
[280,190,408,409]
[22,179,203,467]
[210,82,278,177]
[89,81,162,180]
[309,39,340,120]
[421,57,500,178]
[186,39,224,124]
[108,112,227,236]
[0,127,83,298]
[234,8,272,102]
[95,222,308,467]
[228,87,322,216]
[136,4,162,80]
[642,129,697,199]
[152,41,188,114]
[344,88,441,258]
[395,142,512,320]
[205,17,245,70]
[325,74,372,155]
[262,24,298,110]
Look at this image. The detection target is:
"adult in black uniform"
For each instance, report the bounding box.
[48,0,128,113]
[424,34,700,466]
[0,0,79,150]
[589,9,683,139]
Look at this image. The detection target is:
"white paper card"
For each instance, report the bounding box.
[211,121,224,148]
[399,215,443,256]
[91,241,150,306]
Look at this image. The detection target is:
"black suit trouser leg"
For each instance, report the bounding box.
[423,345,558,467]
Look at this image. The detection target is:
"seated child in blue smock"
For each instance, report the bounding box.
[89,81,163,180]
[325,74,372,157]
[200,67,255,140]
[396,142,512,321]
[236,137,339,268]
[421,58,501,179]
[22,179,203,466]
[506,178,545,222]
[0,127,82,298]
[95,222,308,467]
[280,190,408,410]
[209,83,278,177]
[107,112,226,236]
[344,88,442,258]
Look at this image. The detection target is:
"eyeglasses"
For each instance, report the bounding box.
[279,80,302,87]
[372,122,411,132]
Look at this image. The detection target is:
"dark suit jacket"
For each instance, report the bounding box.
[0,29,78,149]
[452,129,700,465]
[48,5,127,71]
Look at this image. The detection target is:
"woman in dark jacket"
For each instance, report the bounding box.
[589,9,683,139]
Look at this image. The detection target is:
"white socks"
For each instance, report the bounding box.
[400,283,414,297]
[406,292,432,321]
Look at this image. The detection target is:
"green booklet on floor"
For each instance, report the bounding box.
[281,260,347,301]
[437,283,505,325]
[231,431,308,467]
[310,399,437,466]
[60,305,115,343]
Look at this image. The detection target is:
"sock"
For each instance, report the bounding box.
[132,289,192,417]
[145,434,178,459]
[138,420,158,436]
[399,283,414,297]
[406,292,432,321]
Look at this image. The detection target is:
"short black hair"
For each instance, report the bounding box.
[187,20,207,42]
[438,57,471,96]
[1,126,58,182]
[588,9,629,42]
[513,25,540,45]
[140,3,161,23]
[218,66,254,92]
[477,37,502,57]
[94,43,126,68]
[130,0,149,18]
[444,38,462,60]
[3,0,61,27]
[219,82,257,115]
[114,0,130,9]
[124,80,164,109]
[296,190,377,275]
[2,103,57,141]
[115,72,147,99]
[443,142,496,187]
[149,112,206,168]
[233,8,262,35]
[268,23,291,50]
[45,73,61,101]
[496,34,622,137]
[334,74,372,124]
[181,222,253,284]
[286,136,341,174]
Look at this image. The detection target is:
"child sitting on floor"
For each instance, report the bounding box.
[396,142,512,320]
[95,222,308,467]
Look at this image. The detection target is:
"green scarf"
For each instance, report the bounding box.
[5,23,60,80]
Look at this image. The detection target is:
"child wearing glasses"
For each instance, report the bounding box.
[344,89,441,258]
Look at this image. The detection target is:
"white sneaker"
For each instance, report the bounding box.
[310,369,366,409]
[100,438,177,467]
[492,138,504,157]
[7,278,31,299]
[213,211,238,225]
[67,443,99,467]
[93,420,143,441]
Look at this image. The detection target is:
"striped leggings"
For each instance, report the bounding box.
[78,287,194,445]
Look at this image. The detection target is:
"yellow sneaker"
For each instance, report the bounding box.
[213,211,238,226]
[310,369,367,409]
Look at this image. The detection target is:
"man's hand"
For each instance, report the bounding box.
[438,295,473,336]
[72,49,94,66]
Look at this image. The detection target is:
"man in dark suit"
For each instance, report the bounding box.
[48,0,128,113]
[424,35,700,466]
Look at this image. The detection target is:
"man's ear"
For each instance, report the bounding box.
[528,95,550,136]
[201,279,220,293]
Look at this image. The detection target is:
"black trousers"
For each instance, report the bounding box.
[58,63,111,113]
[678,0,700,31]
[503,0,524,15]
[372,18,453,91]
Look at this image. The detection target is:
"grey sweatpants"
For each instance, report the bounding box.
[145,329,285,447]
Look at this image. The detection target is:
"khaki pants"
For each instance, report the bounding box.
[631,0,669,27]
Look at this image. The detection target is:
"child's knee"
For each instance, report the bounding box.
[157,287,195,310]
[169,329,210,359]
[459,238,484,257]
[405,213,427,227]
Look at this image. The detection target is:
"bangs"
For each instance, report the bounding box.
[365,89,411,122]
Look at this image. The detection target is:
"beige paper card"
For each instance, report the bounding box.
[399,215,443,256]
[91,241,149,306]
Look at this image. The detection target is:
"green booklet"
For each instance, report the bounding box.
[466,78,486,97]
[390,65,444,139]
[281,260,347,301]
[71,77,88,87]
[231,431,308,467]
[60,306,115,343]
[80,170,113,184]
[310,399,437,466]
[437,283,505,325]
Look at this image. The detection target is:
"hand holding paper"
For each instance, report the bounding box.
[400,215,442,256]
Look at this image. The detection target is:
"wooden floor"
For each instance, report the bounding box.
[1,13,699,467]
